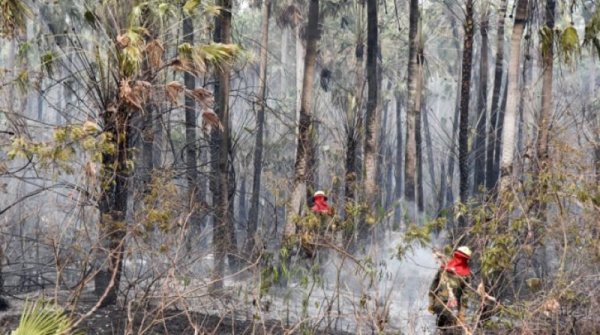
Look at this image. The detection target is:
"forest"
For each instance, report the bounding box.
[0,0,599,334]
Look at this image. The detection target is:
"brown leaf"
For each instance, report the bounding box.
[165,81,184,105]
[145,39,164,69]
[170,58,197,75]
[116,33,130,48]
[119,80,143,110]
[202,109,223,133]
[85,161,97,179]
[189,87,214,108]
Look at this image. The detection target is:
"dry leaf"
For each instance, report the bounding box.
[119,80,143,110]
[145,39,164,68]
[202,109,223,133]
[166,81,184,105]
[85,161,97,179]
[542,298,560,316]
[116,33,130,48]
[189,87,214,108]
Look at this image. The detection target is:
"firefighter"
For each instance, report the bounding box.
[310,190,333,216]
[428,246,472,334]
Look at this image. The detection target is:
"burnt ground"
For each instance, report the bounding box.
[0,302,357,335]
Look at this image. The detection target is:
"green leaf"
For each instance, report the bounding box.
[183,0,201,14]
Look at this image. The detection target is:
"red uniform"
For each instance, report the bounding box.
[311,191,333,216]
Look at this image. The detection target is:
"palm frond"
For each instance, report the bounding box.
[1,0,32,39]
[11,299,81,335]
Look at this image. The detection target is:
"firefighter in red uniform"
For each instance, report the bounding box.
[428,246,472,334]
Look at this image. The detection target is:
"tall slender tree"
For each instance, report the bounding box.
[211,0,235,291]
[183,11,199,235]
[533,0,555,207]
[363,0,379,224]
[458,0,475,213]
[499,0,529,193]
[486,0,507,191]
[404,0,420,212]
[284,0,320,238]
[247,0,270,257]
[473,8,489,194]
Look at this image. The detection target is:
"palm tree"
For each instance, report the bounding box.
[210,0,236,292]
[404,0,420,212]
[247,0,270,257]
[362,0,379,233]
[486,0,507,191]
[284,0,320,239]
[473,7,490,195]
[498,0,529,193]
[458,0,475,217]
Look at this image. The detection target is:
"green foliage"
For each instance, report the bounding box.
[584,5,600,59]
[183,0,202,15]
[0,0,32,39]
[7,122,111,174]
[11,299,81,335]
[559,26,580,64]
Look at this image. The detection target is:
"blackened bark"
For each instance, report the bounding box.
[458,0,474,225]
[404,0,419,203]
[183,15,200,232]
[486,0,507,191]
[363,0,379,207]
[247,0,270,258]
[473,11,489,194]
[95,105,131,306]
[211,0,235,292]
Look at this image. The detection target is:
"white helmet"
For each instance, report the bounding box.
[313,190,326,197]
[456,246,472,258]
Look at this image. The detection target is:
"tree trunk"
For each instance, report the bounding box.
[534,0,555,185]
[95,105,131,306]
[211,0,234,292]
[498,0,529,193]
[363,0,379,223]
[404,0,419,208]
[415,45,424,213]
[485,0,507,191]
[183,14,200,233]
[345,25,365,214]
[280,26,288,96]
[247,0,270,257]
[422,101,436,206]
[284,0,320,238]
[472,10,489,195]
[458,0,474,227]
[394,91,403,223]
[295,25,304,131]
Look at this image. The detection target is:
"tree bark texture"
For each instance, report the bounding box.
[415,45,424,212]
[404,0,419,205]
[247,0,270,257]
[211,0,234,292]
[363,0,379,212]
[183,15,200,232]
[422,102,436,207]
[394,91,403,223]
[95,105,130,306]
[535,0,555,178]
[473,10,489,195]
[458,0,474,212]
[284,0,319,238]
[499,0,529,193]
[486,0,507,191]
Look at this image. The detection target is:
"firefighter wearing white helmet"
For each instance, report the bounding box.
[429,246,473,334]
